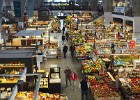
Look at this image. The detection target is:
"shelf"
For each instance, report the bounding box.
[3,66,25,68]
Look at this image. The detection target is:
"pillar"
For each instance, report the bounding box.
[103,0,113,25]
[0,0,4,44]
[89,0,98,12]
[27,0,34,17]
[132,0,140,40]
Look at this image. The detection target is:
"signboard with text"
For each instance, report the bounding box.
[114,7,125,13]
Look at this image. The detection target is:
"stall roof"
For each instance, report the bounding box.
[13,30,43,36]
[0,49,35,58]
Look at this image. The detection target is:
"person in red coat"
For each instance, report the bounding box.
[70,70,78,90]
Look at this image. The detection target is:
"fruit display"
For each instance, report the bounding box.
[15,92,67,100]
[128,70,140,86]
[131,86,140,94]
[68,30,82,37]
[0,77,19,84]
[88,74,120,99]
[46,42,58,49]
[65,16,72,26]
[75,43,93,56]
[72,36,86,44]
[82,58,106,74]
[51,18,61,33]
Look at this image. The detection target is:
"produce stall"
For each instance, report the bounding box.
[75,43,93,59]
[118,69,140,100]
[36,70,49,93]
[51,18,61,33]
[12,30,44,47]
[0,67,27,99]
[88,73,120,100]
[5,72,68,100]
[0,50,36,77]
[1,23,18,36]
[81,58,106,75]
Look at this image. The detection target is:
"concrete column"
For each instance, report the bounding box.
[132,0,140,16]
[4,0,13,7]
[133,17,140,40]
[103,0,113,12]
[131,0,140,40]
[0,0,4,44]
[104,12,113,25]
[89,0,98,11]
[27,0,35,17]
[103,0,113,25]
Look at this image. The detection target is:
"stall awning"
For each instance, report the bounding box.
[0,49,35,58]
[13,30,43,36]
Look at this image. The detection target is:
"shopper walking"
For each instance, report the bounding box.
[63,44,68,58]
[70,70,78,90]
[64,67,72,87]
[79,77,89,100]
[70,44,75,58]
[62,26,65,34]
[62,34,65,44]
[65,32,69,41]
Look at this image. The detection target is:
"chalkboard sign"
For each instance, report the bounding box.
[13,1,21,17]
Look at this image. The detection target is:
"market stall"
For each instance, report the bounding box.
[0,67,27,99]
[118,69,140,100]
[1,23,18,36]
[12,30,44,47]
[81,58,106,75]
[0,49,36,77]
[88,73,121,100]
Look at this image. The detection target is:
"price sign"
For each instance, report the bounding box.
[129,40,135,49]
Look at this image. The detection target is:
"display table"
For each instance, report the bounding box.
[46,49,57,58]
[49,79,61,94]
[49,66,61,93]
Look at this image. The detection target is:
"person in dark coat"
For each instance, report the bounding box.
[79,77,89,100]
[62,26,65,34]
[62,34,65,44]
[111,42,115,53]
[64,67,72,87]
[65,32,69,41]
[63,44,68,58]
[70,44,75,58]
